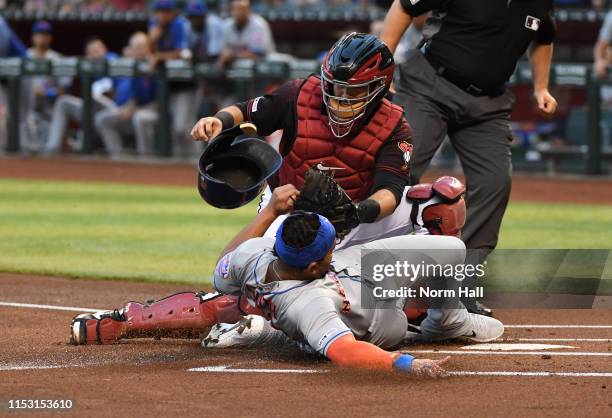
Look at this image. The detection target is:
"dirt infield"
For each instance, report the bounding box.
[0,273,611,417]
[1,156,612,205]
[0,157,611,417]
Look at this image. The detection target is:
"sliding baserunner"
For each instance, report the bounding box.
[70,185,503,378]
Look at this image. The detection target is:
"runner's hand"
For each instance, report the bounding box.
[411,356,451,378]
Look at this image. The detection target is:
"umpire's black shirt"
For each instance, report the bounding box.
[399,0,556,91]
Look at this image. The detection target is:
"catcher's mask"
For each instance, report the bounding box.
[197,124,282,209]
[321,32,395,139]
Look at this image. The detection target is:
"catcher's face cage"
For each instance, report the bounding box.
[321,68,387,139]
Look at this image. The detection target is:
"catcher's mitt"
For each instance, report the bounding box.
[293,168,359,239]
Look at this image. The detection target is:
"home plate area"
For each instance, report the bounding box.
[1,275,611,416]
[185,336,612,378]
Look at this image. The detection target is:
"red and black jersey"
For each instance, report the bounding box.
[235,75,413,203]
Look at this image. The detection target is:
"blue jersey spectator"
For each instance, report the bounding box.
[185,0,225,61]
[148,0,190,59]
[0,16,26,57]
[94,31,159,157]
[148,0,201,158]
[114,76,157,107]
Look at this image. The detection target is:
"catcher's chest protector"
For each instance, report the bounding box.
[279,75,404,201]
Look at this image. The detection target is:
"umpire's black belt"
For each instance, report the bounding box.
[424,53,504,98]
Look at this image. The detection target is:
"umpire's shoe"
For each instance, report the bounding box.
[70,310,127,345]
[462,297,493,317]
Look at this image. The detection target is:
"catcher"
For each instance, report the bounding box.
[191,32,465,247]
[70,184,504,378]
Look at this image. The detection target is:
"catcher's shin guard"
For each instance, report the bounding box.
[70,292,240,345]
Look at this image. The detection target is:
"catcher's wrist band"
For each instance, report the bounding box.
[357,199,381,223]
[393,354,414,374]
[215,111,234,131]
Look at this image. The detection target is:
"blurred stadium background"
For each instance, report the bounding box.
[0,0,611,283]
[0,0,611,173]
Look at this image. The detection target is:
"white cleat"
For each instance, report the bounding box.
[459,313,505,343]
[202,315,266,348]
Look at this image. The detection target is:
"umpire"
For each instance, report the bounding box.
[381,0,558,316]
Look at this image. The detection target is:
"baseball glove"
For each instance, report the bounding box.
[294,168,359,239]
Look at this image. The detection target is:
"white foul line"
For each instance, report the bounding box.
[187,365,612,378]
[188,365,320,374]
[505,325,612,329]
[450,371,612,378]
[0,365,65,371]
[410,350,612,357]
[0,301,101,313]
[0,302,610,331]
[505,338,611,342]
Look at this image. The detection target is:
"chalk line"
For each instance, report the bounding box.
[0,301,101,313]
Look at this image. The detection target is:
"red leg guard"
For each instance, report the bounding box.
[71,292,243,345]
[123,292,241,332]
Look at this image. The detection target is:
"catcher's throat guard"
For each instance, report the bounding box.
[198,124,282,209]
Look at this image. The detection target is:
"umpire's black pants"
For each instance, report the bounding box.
[395,50,515,259]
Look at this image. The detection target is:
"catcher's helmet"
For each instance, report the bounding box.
[321,32,395,138]
[197,124,282,209]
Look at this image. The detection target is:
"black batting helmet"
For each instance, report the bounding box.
[197,124,282,209]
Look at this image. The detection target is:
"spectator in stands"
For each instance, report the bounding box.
[594,9,612,109]
[21,21,70,152]
[95,32,157,157]
[594,10,611,80]
[111,0,146,11]
[149,0,200,156]
[0,16,26,58]
[218,0,276,67]
[186,0,225,62]
[148,0,191,67]
[24,0,61,12]
[0,16,26,148]
[44,37,119,154]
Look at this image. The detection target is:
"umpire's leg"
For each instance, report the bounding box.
[394,53,449,184]
[450,115,513,255]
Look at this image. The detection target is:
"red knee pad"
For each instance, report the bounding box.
[406,176,466,238]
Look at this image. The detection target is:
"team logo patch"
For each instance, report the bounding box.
[315,162,345,172]
[525,16,540,31]
[318,327,338,351]
[216,253,233,280]
[398,141,413,172]
[251,97,262,113]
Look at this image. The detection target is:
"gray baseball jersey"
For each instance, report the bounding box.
[212,237,409,356]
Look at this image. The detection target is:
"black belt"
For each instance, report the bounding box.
[424,53,504,97]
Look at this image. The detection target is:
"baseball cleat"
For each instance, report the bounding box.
[459,313,504,343]
[202,315,264,348]
[70,309,127,345]
[462,297,493,317]
[202,315,291,349]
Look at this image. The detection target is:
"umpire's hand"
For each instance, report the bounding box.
[191,117,223,142]
[534,89,558,119]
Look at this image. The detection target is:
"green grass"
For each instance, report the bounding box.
[0,179,253,285]
[498,201,612,249]
[0,178,611,285]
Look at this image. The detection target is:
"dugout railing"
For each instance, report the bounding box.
[0,58,611,174]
